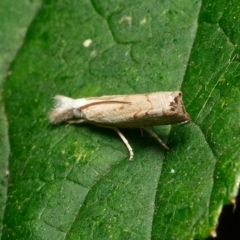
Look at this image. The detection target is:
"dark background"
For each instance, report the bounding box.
[206,191,240,240]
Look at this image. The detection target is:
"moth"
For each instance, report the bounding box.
[49,91,190,160]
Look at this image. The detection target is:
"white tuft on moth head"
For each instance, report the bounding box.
[49,95,88,124]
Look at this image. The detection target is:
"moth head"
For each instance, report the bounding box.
[73,108,84,118]
[49,95,85,124]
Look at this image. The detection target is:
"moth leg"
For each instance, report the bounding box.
[113,128,134,161]
[142,127,170,150]
[66,119,85,124]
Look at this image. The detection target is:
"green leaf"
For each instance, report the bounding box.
[0,0,41,236]
[2,0,240,239]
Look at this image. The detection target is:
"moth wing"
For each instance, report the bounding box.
[80,93,188,127]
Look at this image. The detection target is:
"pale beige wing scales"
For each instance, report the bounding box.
[80,91,190,128]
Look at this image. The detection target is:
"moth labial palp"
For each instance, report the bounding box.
[49,91,191,160]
